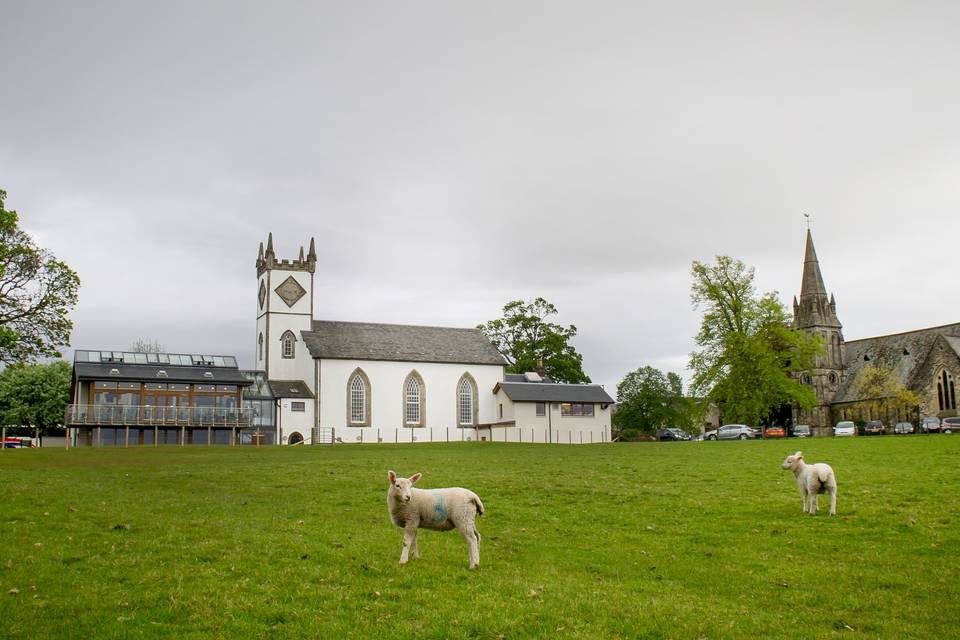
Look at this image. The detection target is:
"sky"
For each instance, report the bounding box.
[2,1,959,395]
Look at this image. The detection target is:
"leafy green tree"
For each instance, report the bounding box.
[0,189,80,363]
[0,360,72,434]
[854,360,921,421]
[613,365,700,437]
[689,256,820,426]
[478,297,590,384]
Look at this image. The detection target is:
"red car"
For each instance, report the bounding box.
[764,426,787,438]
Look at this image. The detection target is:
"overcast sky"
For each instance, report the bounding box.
[2,1,959,395]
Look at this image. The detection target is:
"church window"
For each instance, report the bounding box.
[828,373,837,385]
[457,374,477,426]
[404,373,423,427]
[347,369,371,426]
[801,373,811,385]
[258,333,263,361]
[938,370,957,411]
[281,331,296,359]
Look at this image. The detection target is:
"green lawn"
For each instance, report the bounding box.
[1,437,958,639]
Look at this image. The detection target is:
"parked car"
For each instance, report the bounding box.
[764,426,787,438]
[792,424,811,438]
[834,421,856,437]
[704,424,759,440]
[2,437,36,448]
[893,421,914,434]
[863,420,886,435]
[920,417,941,433]
[942,417,960,434]
[655,428,692,441]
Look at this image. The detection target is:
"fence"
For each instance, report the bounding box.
[65,404,252,428]
[329,424,609,445]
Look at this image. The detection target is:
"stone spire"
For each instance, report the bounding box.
[265,232,275,259]
[307,237,317,262]
[794,229,840,330]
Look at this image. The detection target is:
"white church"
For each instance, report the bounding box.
[64,234,613,447]
[254,234,614,445]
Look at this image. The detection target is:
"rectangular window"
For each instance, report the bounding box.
[291,401,305,412]
[536,402,546,416]
[561,403,594,416]
[499,404,503,419]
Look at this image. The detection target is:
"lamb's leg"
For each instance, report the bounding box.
[828,485,837,516]
[800,487,808,513]
[399,524,418,565]
[458,521,479,569]
[411,533,420,560]
[810,492,818,516]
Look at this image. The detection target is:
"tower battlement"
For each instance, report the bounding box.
[256,232,317,276]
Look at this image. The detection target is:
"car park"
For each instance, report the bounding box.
[920,417,941,433]
[942,417,960,434]
[704,424,759,440]
[864,420,886,435]
[893,421,914,434]
[834,421,856,437]
[764,426,787,438]
[791,424,811,438]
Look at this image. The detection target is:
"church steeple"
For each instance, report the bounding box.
[792,227,846,436]
[794,230,841,330]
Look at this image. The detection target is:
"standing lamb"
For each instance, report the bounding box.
[386,470,485,569]
[781,451,837,516]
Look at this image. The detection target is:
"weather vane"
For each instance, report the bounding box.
[803,213,811,229]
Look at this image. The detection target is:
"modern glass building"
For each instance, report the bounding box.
[66,350,268,446]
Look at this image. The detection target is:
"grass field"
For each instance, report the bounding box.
[2,437,959,639]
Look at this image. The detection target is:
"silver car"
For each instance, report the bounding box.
[704,424,758,440]
[834,421,856,437]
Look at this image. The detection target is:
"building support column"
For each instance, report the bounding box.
[97,426,102,448]
[125,426,129,448]
[180,426,185,446]
[207,426,212,446]
[154,426,158,447]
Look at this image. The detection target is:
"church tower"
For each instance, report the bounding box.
[792,230,845,435]
[255,233,316,382]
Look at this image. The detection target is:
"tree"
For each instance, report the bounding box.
[854,360,921,421]
[130,338,165,353]
[688,256,820,426]
[478,297,590,383]
[613,366,700,437]
[0,360,72,434]
[0,189,80,363]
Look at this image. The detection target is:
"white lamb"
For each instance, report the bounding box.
[386,470,485,569]
[781,451,837,516]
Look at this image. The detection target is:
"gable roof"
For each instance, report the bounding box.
[494,381,614,404]
[301,321,506,366]
[268,380,315,399]
[835,322,960,402]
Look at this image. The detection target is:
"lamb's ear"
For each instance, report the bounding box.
[409,472,422,484]
[388,470,397,483]
[795,451,803,459]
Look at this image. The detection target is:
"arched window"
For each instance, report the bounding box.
[457,373,477,426]
[258,333,264,361]
[828,372,838,385]
[347,368,371,426]
[280,330,297,359]
[403,371,424,427]
[938,369,957,411]
[288,431,303,445]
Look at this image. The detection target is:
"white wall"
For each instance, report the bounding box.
[257,267,315,385]
[276,397,315,444]
[318,359,504,434]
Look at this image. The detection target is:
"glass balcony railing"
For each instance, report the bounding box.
[65,404,253,427]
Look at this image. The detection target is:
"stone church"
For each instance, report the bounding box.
[791,230,960,435]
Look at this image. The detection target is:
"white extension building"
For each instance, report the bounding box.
[254,234,614,445]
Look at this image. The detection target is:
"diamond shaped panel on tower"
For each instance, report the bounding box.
[275,276,306,308]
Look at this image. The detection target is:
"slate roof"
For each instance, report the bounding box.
[494,382,615,404]
[834,322,960,403]
[301,321,506,366]
[74,362,252,385]
[268,380,315,399]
